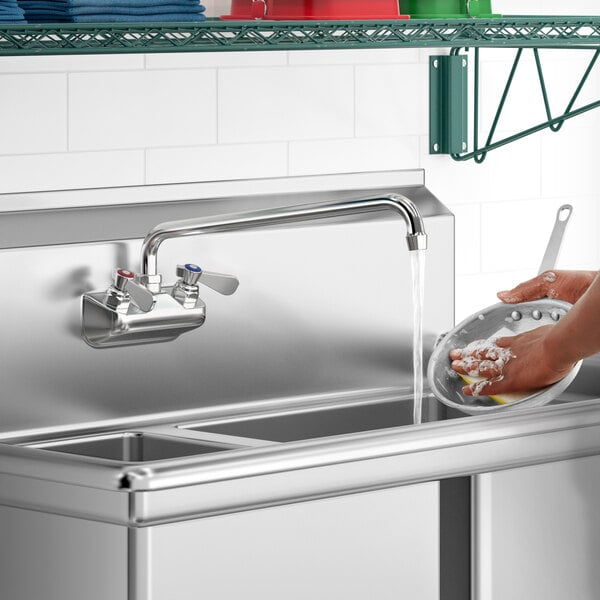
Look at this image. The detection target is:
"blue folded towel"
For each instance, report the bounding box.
[20,15,65,19]
[69,3,201,13]
[17,0,205,22]
[22,10,66,15]
[20,0,203,6]
[69,0,206,6]
[0,5,25,15]
[18,1,67,5]
[71,12,205,20]
[18,1,67,7]
[19,5,64,11]
[20,0,205,8]
[0,13,26,20]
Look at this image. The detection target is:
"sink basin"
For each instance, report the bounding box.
[183,396,448,443]
[29,432,236,462]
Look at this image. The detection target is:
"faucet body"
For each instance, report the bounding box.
[81,194,427,348]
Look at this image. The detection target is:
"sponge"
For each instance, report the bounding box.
[458,373,528,405]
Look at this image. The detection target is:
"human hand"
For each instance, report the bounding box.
[449,325,575,397]
[497,270,597,305]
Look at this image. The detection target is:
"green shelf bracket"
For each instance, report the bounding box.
[437,46,600,163]
[429,54,468,155]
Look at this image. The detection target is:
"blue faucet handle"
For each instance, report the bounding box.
[176,263,203,286]
[176,264,239,296]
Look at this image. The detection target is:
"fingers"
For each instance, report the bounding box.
[497,273,551,304]
[451,338,510,361]
[451,337,515,394]
[495,336,513,348]
[452,357,506,379]
[462,376,506,397]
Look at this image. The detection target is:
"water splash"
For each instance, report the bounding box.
[411,249,426,425]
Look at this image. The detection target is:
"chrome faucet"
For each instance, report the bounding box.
[82,193,427,348]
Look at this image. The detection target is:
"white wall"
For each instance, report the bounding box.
[0,0,599,320]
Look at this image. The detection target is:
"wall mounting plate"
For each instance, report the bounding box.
[429,54,468,156]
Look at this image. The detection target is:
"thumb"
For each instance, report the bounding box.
[463,376,507,397]
[497,276,546,304]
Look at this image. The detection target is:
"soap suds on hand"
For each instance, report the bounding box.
[453,329,516,378]
[543,271,557,283]
[471,375,504,397]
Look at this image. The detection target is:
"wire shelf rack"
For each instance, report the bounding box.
[1,17,600,56]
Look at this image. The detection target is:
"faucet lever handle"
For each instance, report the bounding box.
[199,270,239,296]
[113,269,155,313]
[176,263,239,296]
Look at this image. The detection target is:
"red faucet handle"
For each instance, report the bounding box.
[112,268,155,312]
[116,269,135,279]
[113,268,135,290]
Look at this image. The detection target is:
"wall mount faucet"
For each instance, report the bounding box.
[81,193,426,349]
[81,264,238,348]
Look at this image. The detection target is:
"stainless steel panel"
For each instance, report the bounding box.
[141,485,439,600]
[473,456,600,600]
[0,170,425,212]
[0,181,454,435]
[0,504,127,600]
[2,395,600,524]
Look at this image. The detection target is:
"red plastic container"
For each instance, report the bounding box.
[222,0,410,20]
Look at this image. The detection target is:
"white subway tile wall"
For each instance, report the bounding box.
[0,0,599,319]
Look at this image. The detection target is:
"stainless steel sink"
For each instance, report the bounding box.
[28,432,236,462]
[182,396,448,443]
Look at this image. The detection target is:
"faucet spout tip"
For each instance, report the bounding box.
[407,233,428,251]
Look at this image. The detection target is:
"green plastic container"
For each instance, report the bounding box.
[402,0,500,18]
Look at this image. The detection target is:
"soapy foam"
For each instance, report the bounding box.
[455,328,515,378]
[455,327,518,398]
[543,271,557,283]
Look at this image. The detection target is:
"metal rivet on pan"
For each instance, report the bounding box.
[511,311,522,321]
[551,311,560,321]
[532,310,542,320]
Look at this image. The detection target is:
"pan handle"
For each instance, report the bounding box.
[537,204,573,275]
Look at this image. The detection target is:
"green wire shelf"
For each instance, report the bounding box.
[1,16,600,56]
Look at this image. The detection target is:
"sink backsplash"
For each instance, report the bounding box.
[0,181,453,435]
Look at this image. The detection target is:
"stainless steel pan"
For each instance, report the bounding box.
[428,205,579,415]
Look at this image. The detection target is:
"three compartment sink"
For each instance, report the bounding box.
[22,396,445,464]
[29,432,235,462]
[183,396,443,442]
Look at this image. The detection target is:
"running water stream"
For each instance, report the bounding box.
[411,249,426,425]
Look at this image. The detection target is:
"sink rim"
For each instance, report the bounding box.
[176,394,444,443]
[24,430,246,464]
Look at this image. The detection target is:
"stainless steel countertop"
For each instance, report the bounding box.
[1,388,599,526]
